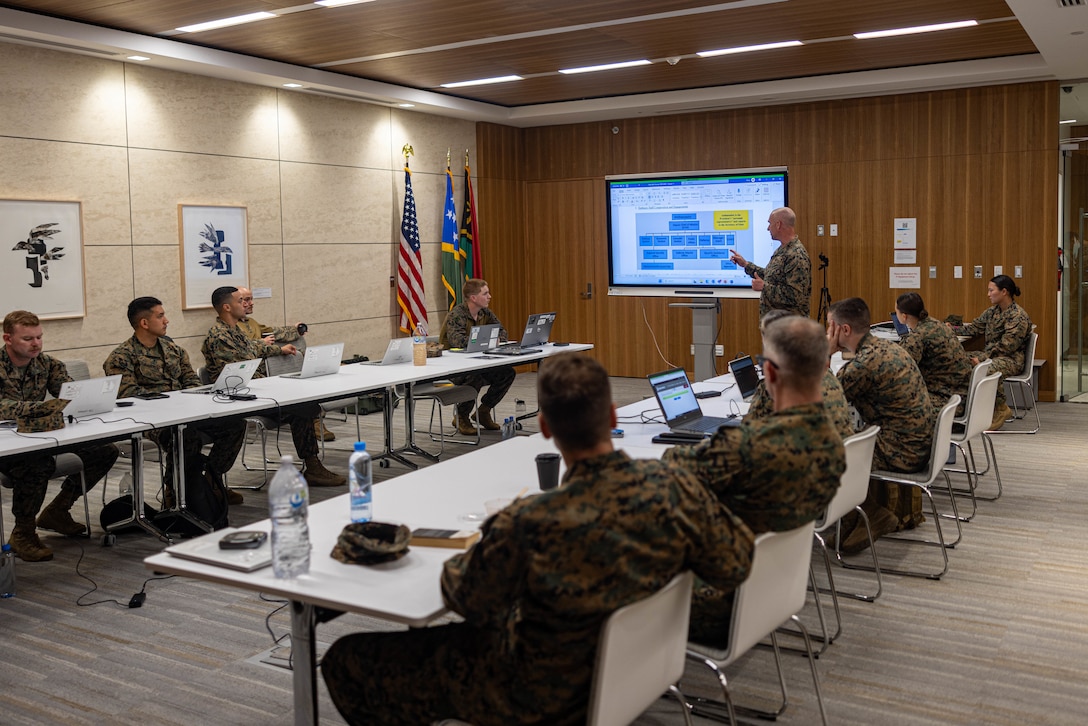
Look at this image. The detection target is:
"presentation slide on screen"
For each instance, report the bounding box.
[608,173,785,289]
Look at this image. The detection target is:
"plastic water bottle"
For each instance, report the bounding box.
[349,441,372,523]
[0,544,15,598]
[269,455,310,579]
[501,416,514,440]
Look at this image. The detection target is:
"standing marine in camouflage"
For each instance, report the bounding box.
[950,274,1032,427]
[103,296,247,506]
[894,292,972,417]
[439,278,516,435]
[322,353,754,726]
[0,310,119,562]
[201,286,344,488]
[828,297,936,552]
[729,206,812,318]
[663,316,845,643]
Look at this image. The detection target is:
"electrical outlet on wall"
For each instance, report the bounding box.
[974,266,983,279]
[715,345,724,357]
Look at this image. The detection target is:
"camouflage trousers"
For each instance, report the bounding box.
[322,622,586,726]
[869,444,926,529]
[147,418,247,492]
[0,443,119,522]
[449,365,516,417]
[688,579,736,647]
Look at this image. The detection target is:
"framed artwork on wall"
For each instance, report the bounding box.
[179,205,249,310]
[0,199,86,320]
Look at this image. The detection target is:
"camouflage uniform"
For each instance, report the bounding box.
[743,237,812,318]
[103,335,245,478]
[0,348,118,522]
[237,316,299,344]
[837,332,935,528]
[321,451,754,726]
[201,318,319,460]
[747,369,856,440]
[663,403,844,643]
[898,317,973,416]
[952,303,1033,406]
[440,302,515,417]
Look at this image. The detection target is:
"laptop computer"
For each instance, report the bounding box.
[281,342,344,379]
[361,337,414,366]
[165,527,272,572]
[890,312,910,337]
[647,368,739,436]
[181,358,263,394]
[489,312,556,356]
[448,324,501,353]
[728,355,761,402]
[60,375,122,418]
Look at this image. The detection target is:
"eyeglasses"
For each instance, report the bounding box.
[755,354,778,370]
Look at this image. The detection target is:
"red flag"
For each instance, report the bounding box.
[397,161,428,334]
[460,161,482,279]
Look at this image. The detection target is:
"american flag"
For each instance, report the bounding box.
[397,162,428,334]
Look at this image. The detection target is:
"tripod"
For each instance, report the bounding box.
[816,253,831,325]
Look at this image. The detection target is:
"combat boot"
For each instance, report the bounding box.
[36,486,87,536]
[314,419,336,442]
[989,402,1012,431]
[453,412,478,436]
[303,456,346,487]
[473,406,502,431]
[9,520,54,562]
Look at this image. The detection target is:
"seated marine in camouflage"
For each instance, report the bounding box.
[200,286,344,488]
[103,296,247,507]
[828,297,936,552]
[1,310,119,562]
[322,352,754,726]
[663,316,845,644]
[894,292,972,418]
[439,278,515,435]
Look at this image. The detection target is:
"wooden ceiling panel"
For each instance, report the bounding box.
[1,0,1038,108]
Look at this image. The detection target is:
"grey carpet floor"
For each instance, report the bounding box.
[2,374,1085,725]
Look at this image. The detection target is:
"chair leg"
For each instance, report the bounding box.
[684,655,739,725]
[667,684,694,726]
[944,441,978,521]
[790,615,829,726]
[826,507,883,602]
[991,380,1040,434]
[78,469,92,538]
[876,484,953,579]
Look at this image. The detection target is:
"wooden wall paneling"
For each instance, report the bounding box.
[477,123,523,182]
[523,179,601,356]
[521,123,612,182]
[476,177,527,323]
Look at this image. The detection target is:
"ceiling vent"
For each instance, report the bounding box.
[1057,0,1085,7]
[0,32,121,56]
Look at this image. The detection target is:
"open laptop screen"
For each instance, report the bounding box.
[728,356,761,399]
[647,368,701,423]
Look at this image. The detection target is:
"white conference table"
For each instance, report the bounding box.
[143,363,746,725]
[1,342,593,540]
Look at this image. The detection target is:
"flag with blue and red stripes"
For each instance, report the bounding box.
[397,161,428,334]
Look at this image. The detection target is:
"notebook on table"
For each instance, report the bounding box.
[281,342,344,379]
[728,355,761,402]
[647,368,740,437]
[361,337,413,366]
[488,312,556,356]
[181,359,262,394]
[448,324,501,354]
[60,375,122,417]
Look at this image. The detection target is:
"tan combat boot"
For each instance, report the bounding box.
[36,487,87,536]
[989,402,1012,431]
[303,456,346,487]
[454,412,478,436]
[9,520,54,562]
[314,419,335,442]
[473,406,502,431]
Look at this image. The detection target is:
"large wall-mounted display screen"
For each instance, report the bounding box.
[606,168,787,298]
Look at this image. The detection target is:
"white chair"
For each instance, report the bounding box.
[0,456,92,539]
[995,331,1040,434]
[809,425,882,651]
[410,380,480,457]
[587,571,695,726]
[686,523,827,726]
[947,368,1003,517]
[866,395,962,580]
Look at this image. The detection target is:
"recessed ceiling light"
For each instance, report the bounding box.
[558,60,651,75]
[854,20,977,40]
[697,41,802,58]
[176,12,276,34]
[1060,119,1078,125]
[398,103,415,108]
[127,55,151,61]
[315,0,378,6]
[283,83,303,88]
[440,75,523,89]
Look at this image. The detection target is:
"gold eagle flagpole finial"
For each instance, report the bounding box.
[402,144,414,164]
